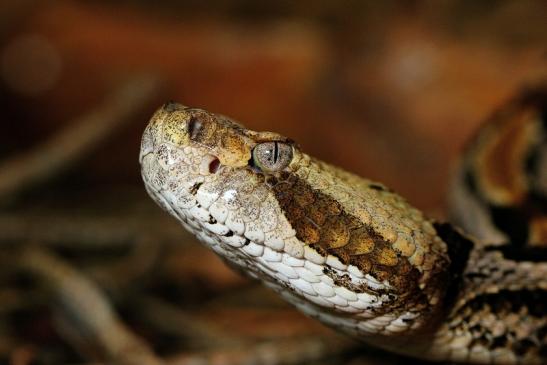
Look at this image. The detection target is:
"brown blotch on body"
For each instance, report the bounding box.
[344,227,376,255]
[319,216,350,249]
[375,247,399,267]
[271,173,426,302]
[294,186,316,207]
[295,219,321,244]
[308,204,327,226]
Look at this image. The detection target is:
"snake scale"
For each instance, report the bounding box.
[140,85,547,364]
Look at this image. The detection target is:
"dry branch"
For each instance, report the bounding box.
[135,296,239,350]
[166,336,356,365]
[0,213,183,247]
[0,75,162,204]
[87,236,163,292]
[18,246,164,365]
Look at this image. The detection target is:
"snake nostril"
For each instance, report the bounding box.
[209,158,221,174]
[188,116,203,140]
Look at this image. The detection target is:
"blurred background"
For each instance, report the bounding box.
[0,1,545,364]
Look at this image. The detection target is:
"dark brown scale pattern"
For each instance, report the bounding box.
[452,290,547,358]
[271,171,431,313]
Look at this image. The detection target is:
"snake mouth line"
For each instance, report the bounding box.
[139,152,153,166]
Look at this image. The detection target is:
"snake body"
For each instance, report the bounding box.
[140,87,547,364]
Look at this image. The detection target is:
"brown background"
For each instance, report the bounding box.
[0,1,546,364]
[2,0,545,213]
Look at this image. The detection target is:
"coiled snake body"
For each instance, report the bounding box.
[140,87,547,364]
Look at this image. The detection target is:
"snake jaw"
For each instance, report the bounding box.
[139,119,155,164]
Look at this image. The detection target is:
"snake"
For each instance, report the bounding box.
[139,85,547,364]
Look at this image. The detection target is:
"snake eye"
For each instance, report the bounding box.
[252,142,293,173]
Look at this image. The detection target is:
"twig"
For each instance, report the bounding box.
[165,336,356,365]
[0,75,162,204]
[135,296,240,350]
[187,305,332,339]
[18,246,164,365]
[88,236,163,292]
[0,213,183,248]
[161,243,248,292]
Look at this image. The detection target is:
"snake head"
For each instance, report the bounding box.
[140,101,304,251]
[140,102,451,342]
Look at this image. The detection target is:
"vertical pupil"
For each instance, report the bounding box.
[273,142,279,164]
[255,142,287,169]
